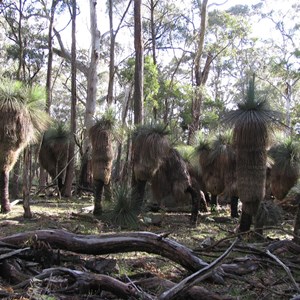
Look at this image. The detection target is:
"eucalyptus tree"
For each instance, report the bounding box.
[182,2,254,142]
[107,0,133,106]
[77,0,101,191]
[133,0,143,125]
[63,0,77,197]
[38,0,68,190]
[0,0,48,82]
[0,79,49,213]
[254,0,300,134]
[224,76,282,232]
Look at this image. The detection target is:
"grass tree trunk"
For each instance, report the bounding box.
[89,120,114,215]
[11,159,21,200]
[0,170,10,213]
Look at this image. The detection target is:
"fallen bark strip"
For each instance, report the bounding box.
[158,238,238,300]
[0,230,208,272]
[266,250,300,294]
[0,247,30,261]
[134,276,232,300]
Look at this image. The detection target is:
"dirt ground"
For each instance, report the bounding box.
[0,195,299,300]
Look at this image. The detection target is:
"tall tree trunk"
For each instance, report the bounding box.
[187,0,209,144]
[85,0,100,133]
[150,0,157,65]
[133,0,144,125]
[40,0,58,193]
[45,0,57,113]
[63,0,77,197]
[107,0,115,106]
[107,0,132,107]
[16,0,25,81]
[0,170,11,213]
[285,80,292,136]
[131,0,144,196]
[79,0,100,190]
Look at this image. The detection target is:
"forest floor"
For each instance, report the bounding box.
[0,193,299,300]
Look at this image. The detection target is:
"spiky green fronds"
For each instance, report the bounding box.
[43,121,70,144]
[193,131,211,154]
[0,79,25,110]
[269,137,300,171]
[175,145,194,162]
[268,137,300,200]
[94,112,116,131]
[132,123,170,141]
[0,79,50,143]
[106,184,140,229]
[208,131,234,165]
[224,77,282,149]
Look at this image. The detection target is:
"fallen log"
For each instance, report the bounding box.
[0,229,208,272]
[14,267,155,300]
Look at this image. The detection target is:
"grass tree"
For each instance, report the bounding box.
[268,136,300,200]
[0,78,49,213]
[224,76,282,232]
[39,122,70,194]
[150,147,208,225]
[132,124,170,212]
[89,113,115,215]
[195,130,239,217]
[195,133,225,209]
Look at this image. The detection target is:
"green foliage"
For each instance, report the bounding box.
[2,1,48,82]
[174,144,194,162]
[119,56,159,120]
[106,184,140,229]
[202,96,225,131]
[119,56,158,96]
[144,56,159,103]
[24,84,51,137]
[207,9,251,55]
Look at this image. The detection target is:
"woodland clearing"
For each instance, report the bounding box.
[0,195,299,300]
